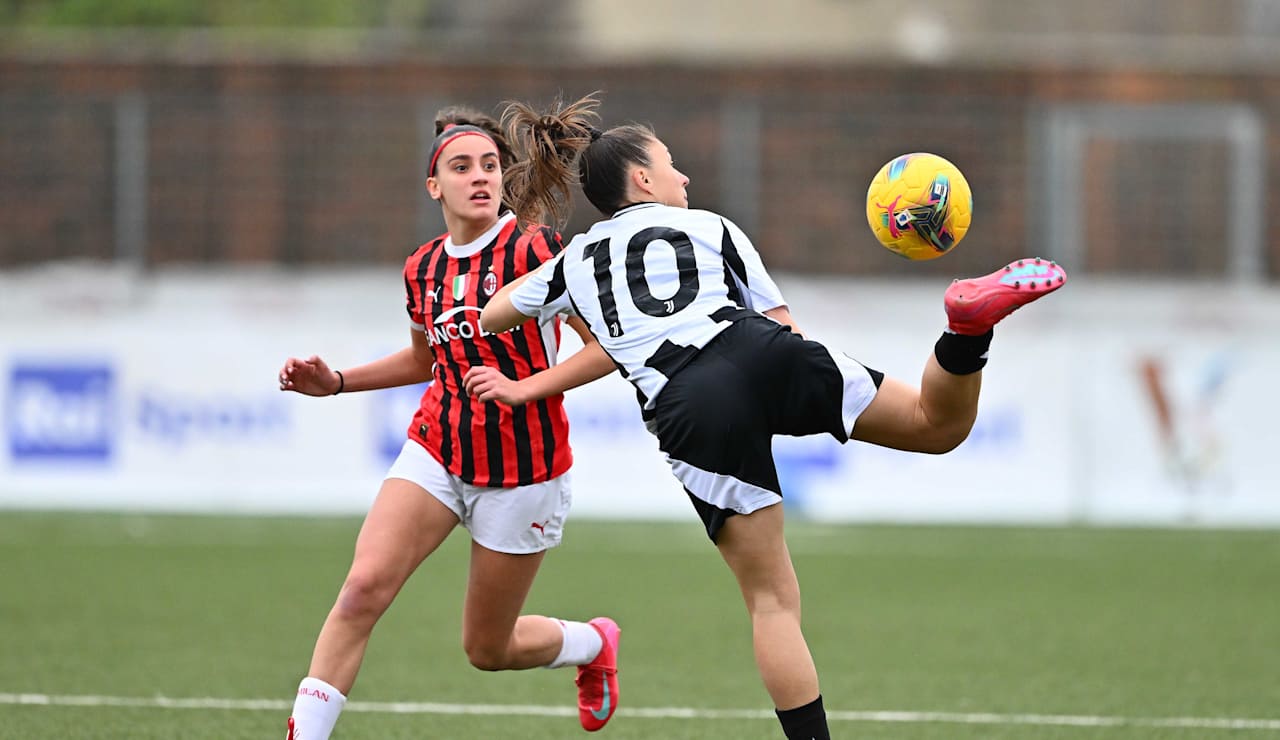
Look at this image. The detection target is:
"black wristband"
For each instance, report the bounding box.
[332,370,345,395]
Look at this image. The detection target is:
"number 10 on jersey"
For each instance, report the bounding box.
[582,227,700,337]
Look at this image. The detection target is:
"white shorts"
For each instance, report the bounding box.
[384,440,571,554]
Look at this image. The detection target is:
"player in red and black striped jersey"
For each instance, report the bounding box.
[277,106,621,740]
[403,215,570,487]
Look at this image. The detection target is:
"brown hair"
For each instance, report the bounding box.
[433,105,515,172]
[502,93,657,228]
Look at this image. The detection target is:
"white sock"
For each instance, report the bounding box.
[290,677,347,740]
[545,619,604,669]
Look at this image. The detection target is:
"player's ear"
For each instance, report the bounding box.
[631,167,652,194]
[426,176,442,201]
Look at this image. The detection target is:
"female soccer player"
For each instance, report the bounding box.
[277,106,622,739]
[473,93,1066,740]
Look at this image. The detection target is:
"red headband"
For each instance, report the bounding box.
[428,124,498,176]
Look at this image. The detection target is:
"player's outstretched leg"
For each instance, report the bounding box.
[576,617,621,731]
[944,258,1067,335]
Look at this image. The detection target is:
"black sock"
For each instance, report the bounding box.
[934,329,994,375]
[775,695,829,740]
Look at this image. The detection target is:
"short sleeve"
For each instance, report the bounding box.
[719,216,786,313]
[403,252,429,331]
[523,226,564,269]
[509,251,574,324]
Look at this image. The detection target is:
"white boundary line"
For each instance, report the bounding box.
[4,693,1280,731]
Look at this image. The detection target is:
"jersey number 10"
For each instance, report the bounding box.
[582,227,701,337]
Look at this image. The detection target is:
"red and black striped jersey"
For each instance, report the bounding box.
[402,213,572,487]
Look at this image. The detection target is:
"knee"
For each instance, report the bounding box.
[462,636,511,672]
[743,583,802,618]
[332,571,396,624]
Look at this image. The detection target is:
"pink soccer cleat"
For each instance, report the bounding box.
[576,617,621,732]
[944,258,1067,335]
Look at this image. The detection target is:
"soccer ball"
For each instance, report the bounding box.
[865,152,972,261]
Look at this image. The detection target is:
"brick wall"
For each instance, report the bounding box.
[2,58,1276,278]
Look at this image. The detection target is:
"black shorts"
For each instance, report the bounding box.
[649,315,882,541]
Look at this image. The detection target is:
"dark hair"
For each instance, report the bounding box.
[433,105,514,172]
[502,92,656,228]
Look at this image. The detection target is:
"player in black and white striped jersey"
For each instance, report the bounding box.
[468,93,1065,740]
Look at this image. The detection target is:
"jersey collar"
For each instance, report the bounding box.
[445,212,515,258]
[612,202,661,218]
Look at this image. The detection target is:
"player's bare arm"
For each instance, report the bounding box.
[762,305,803,336]
[279,329,433,396]
[479,271,537,334]
[464,317,616,404]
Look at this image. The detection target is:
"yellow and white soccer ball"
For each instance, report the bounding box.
[865,152,972,261]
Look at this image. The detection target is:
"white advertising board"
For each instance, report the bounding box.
[1,267,1277,526]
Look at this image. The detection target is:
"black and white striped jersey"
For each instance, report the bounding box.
[508,202,786,409]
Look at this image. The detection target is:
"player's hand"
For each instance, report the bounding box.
[279,355,342,396]
[463,366,528,406]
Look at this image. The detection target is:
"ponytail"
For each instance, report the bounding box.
[504,92,659,225]
[502,93,602,229]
